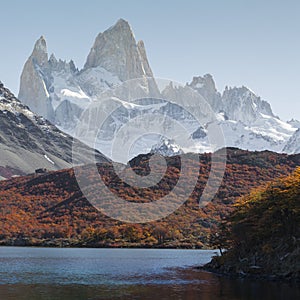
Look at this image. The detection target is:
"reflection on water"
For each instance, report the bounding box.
[0,247,299,300]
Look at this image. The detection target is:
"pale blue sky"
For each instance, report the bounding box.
[0,0,299,120]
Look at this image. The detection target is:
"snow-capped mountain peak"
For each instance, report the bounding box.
[151,138,184,156]
[222,86,274,124]
[84,18,153,81]
[187,74,222,112]
[17,20,299,160]
[18,19,158,135]
[31,36,48,66]
[18,36,52,121]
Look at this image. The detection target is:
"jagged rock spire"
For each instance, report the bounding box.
[18,35,53,121]
[84,18,154,81]
[31,36,48,66]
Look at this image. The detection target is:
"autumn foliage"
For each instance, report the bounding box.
[207,166,300,280]
[0,148,299,248]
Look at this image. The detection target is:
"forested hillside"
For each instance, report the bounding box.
[0,148,299,248]
[206,167,300,282]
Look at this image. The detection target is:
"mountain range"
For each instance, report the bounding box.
[17,19,300,161]
[0,18,299,179]
[0,82,108,179]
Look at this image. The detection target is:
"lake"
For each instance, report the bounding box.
[0,247,298,299]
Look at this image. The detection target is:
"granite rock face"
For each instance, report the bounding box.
[84,19,153,80]
[19,36,54,121]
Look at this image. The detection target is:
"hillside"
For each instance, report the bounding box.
[204,167,300,282]
[0,148,299,248]
[0,81,108,179]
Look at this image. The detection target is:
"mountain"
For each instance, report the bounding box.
[84,19,154,80]
[187,74,222,112]
[0,148,299,247]
[284,129,300,154]
[150,138,183,156]
[19,19,158,131]
[18,19,299,161]
[162,78,297,153]
[216,85,296,152]
[0,81,108,179]
[287,119,300,129]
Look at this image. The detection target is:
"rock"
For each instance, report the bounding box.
[0,82,108,179]
[84,19,152,81]
[222,86,274,124]
[18,36,53,120]
[187,74,223,112]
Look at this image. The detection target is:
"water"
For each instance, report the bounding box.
[0,247,298,299]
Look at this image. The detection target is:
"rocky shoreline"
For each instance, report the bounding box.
[199,248,300,284]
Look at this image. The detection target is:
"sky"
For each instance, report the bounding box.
[0,0,299,121]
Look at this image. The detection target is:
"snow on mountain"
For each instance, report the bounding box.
[0,81,108,179]
[287,119,300,129]
[161,78,297,154]
[18,19,299,161]
[18,19,158,134]
[221,86,274,124]
[187,74,222,112]
[219,86,296,151]
[150,138,184,156]
[283,129,300,154]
